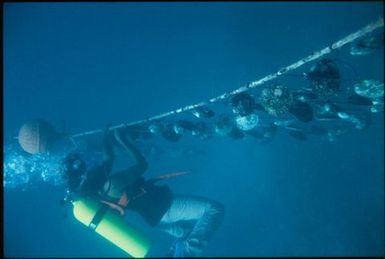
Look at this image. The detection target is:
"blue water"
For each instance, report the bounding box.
[4,2,384,257]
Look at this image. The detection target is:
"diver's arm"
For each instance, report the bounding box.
[102,127,115,175]
[103,130,114,162]
[114,128,148,174]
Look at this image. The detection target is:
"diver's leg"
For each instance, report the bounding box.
[156,195,225,257]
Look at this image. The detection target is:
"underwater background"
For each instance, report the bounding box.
[3,2,384,257]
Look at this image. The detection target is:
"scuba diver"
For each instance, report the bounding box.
[61,127,224,258]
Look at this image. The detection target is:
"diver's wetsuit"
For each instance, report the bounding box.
[76,129,224,257]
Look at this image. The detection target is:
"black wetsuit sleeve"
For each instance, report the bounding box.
[78,130,115,197]
[79,165,109,196]
[102,128,115,174]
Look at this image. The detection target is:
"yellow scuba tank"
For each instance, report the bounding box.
[72,197,151,258]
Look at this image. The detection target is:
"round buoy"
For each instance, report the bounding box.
[18,119,59,154]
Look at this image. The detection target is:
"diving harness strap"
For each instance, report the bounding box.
[89,204,109,230]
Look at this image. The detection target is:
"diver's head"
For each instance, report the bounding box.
[61,153,86,191]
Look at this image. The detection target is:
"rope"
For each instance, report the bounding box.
[70,17,384,139]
